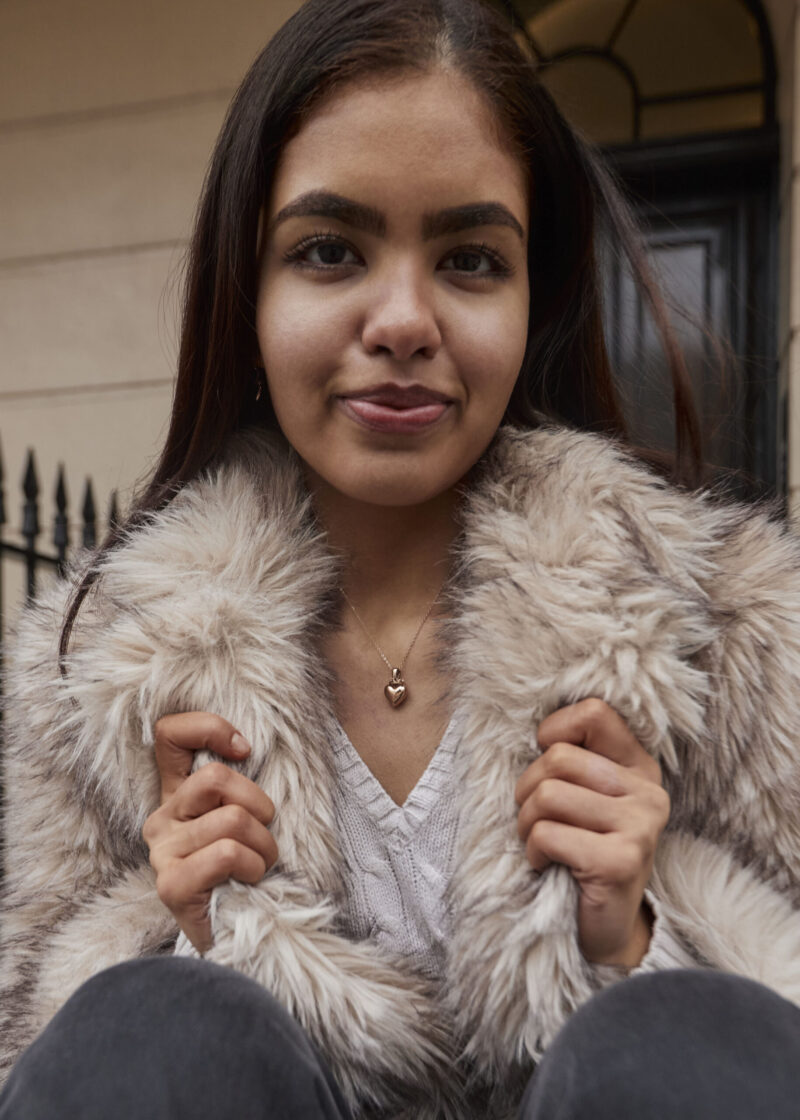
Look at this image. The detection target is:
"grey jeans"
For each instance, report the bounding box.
[2,958,799,1118]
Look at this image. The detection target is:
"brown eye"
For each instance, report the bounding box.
[310,241,356,266]
[284,233,361,270]
[439,244,512,278]
[449,250,485,272]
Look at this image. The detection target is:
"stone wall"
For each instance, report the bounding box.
[0,0,302,590]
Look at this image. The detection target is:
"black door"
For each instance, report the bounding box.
[606,133,780,494]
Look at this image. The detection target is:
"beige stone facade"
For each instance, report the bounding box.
[0,0,303,607]
[1,0,798,610]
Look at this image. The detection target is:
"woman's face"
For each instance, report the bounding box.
[256,68,529,508]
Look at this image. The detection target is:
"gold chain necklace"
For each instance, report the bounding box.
[340,584,444,708]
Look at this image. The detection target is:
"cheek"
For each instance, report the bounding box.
[258,289,319,368]
[456,290,529,412]
[256,284,345,417]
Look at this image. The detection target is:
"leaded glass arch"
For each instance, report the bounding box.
[496,0,775,146]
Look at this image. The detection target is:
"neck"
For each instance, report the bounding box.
[307,474,461,620]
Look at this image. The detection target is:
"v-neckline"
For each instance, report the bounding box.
[331,714,460,838]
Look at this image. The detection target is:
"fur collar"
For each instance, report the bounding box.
[4,423,800,1117]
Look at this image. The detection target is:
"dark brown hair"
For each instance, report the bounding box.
[59,0,701,660]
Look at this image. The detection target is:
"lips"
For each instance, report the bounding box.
[338,382,453,434]
[341,383,452,407]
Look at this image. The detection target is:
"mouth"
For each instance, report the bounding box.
[337,383,454,434]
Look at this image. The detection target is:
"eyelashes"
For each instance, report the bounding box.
[439,243,514,278]
[282,228,515,279]
[283,231,360,270]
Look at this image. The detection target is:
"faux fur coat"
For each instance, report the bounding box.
[2,424,800,1119]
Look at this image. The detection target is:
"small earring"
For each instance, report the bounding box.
[252,366,266,402]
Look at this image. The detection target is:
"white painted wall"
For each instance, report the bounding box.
[0,0,303,612]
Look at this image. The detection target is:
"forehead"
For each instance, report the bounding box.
[268,69,529,228]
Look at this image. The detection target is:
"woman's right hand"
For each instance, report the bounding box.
[142,712,278,954]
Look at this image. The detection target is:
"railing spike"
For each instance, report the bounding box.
[22,450,40,544]
[55,465,67,513]
[22,450,41,600]
[54,465,69,570]
[23,450,38,498]
[82,479,96,550]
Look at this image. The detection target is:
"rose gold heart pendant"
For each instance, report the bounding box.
[384,667,408,707]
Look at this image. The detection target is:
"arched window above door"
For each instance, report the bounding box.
[496,0,775,146]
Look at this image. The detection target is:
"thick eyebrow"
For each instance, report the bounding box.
[422,203,524,242]
[268,190,525,242]
[269,191,386,238]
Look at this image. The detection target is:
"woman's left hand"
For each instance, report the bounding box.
[514,698,671,969]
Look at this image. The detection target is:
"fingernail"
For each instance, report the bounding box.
[231,732,251,756]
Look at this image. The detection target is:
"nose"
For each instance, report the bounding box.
[360,264,442,362]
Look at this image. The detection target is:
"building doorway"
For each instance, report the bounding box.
[496,0,780,492]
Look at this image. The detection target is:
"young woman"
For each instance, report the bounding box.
[1,0,799,1117]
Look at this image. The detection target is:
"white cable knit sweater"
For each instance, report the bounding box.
[176,713,698,979]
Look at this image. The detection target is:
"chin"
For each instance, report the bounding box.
[339,475,451,508]
[320,454,464,508]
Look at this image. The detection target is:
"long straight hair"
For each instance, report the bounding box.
[59,0,701,660]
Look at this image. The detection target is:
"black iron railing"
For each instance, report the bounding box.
[0,437,118,681]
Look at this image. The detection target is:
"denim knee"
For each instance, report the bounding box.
[62,955,300,1036]
[0,956,352,1120]
[520,970,800,1120]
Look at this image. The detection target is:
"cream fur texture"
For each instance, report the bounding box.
[1,424,799,1118]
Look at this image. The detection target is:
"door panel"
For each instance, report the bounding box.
[609,207,741,471]
[605,144,778,492]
